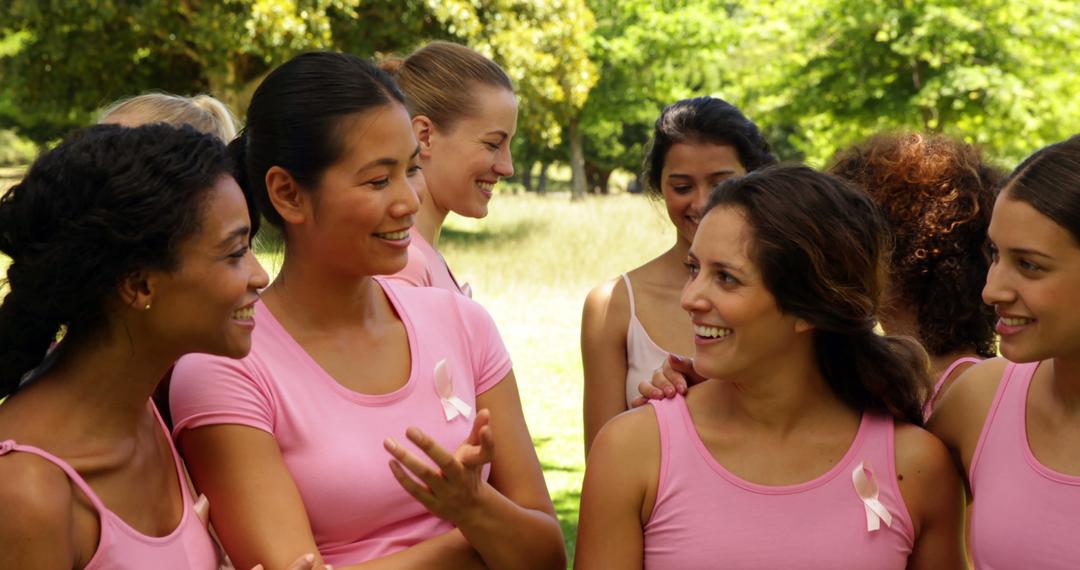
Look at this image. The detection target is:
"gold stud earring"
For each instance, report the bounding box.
[144,303,151,310]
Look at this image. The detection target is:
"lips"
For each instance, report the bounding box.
[373,229,409,240]
[232,303,256,321]
[694,324,733,339]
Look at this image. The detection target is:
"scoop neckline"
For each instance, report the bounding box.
[1020,361,1080,485]
[676,395,871,495]
[256,277,419,406]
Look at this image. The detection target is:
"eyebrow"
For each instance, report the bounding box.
[667,169,739,179]
[485,131,510,142]
[687,251,745,274]
[355,145,422,174]
[216,225,251,249]
[1009,247,1055,260]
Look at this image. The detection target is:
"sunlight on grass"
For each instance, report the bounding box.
[440,191,673,563]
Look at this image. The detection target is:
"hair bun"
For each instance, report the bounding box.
[377,57,405,75]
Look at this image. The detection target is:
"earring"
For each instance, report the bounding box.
[144,303,151,310]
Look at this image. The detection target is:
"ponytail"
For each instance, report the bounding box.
[817,331,929,427]
[228,131,262,237]
[0,281,61,398]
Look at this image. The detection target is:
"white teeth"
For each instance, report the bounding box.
[477,182,494,192]
[1002,317,1033,326]
[232,306,255,321]
[375,230,409,240]
[694,325,732,339]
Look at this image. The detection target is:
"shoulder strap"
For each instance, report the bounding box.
[620,273,637,314]
[0,439,109,514]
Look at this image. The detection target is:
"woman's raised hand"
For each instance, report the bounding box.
[629,354,708,408]
[384,409,496,524]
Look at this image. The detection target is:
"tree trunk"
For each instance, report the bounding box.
[598,168,612,194]
[568,118,587,201]
[522,160,535,192]
[537,162,550,194]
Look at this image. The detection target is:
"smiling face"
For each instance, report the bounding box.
[150,175,269,358]
[297,103,423,278]
[660,142,746,247]
[419,85,518,218]
[983,191,1080,363]
[682,206,806,379]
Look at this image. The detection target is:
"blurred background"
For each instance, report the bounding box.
[2,0,1078,564]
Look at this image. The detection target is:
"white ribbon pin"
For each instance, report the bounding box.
[852,461,893,532]
[434,359,473,422]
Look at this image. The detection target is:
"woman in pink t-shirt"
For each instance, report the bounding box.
[169,52,564,570]
[0,125,268,568]
[379,42,519,297]
[830,133,1003,417]
[929,136,1080,568]
[576,166,965,569]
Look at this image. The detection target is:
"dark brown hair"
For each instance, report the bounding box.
[706,165,930,425]
[829,132,1002,358]
[1001,135,1080,245]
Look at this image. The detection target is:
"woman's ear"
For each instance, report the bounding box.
[118,270,155,312]
[793,317,815,334]
[265,166,308,225]
[412,115,435,160]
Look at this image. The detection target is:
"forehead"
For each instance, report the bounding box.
[186,175,248,245]
[990,192,1077,250]
[693,207,754,262]
[336,103,417,163]
[456,86,518,133]
[663,142,744,175]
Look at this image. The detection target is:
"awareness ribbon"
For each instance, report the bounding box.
[852,461,893,532]
[434,359,473,422]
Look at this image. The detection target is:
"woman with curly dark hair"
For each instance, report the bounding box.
[0,124,278,567]
[829,132,1002,415]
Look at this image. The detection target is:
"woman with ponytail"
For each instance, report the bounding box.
[0,124,276,568]
[380,41,517,297]
[929,136,1080,568]
[168,51,563,570]
[575,166,964,568]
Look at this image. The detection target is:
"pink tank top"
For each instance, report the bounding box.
[969,361,1080,569]
[922,356,982,420]
[622,273,676,406]
[644,396,914,569]
[0,405,218,569]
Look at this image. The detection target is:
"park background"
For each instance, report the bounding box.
[1,0,1079,565]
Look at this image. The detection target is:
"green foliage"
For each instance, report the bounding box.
[0,128,36,167]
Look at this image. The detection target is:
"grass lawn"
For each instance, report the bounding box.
[436,191,672,564]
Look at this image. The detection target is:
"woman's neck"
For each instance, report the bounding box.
[264,246,384,332]
[416,186,449,248]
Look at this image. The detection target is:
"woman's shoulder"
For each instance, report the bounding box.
[927,357,1010,438]
[583,274,631,330]
[0,441,78,549]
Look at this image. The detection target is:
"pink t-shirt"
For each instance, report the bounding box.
[969,361,1080,569]
[388,227,471,297]
[643,396,914,569]
[169,279,511,566]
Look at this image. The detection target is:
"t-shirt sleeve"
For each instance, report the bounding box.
[454,296,513,394]
[169,352,275,438]
[386,242,433,287]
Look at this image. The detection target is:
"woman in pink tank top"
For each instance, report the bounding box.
[929,136,1080,569]
[0,125,269,568]
[380,42,518,298]
[576,166,965,569]
[830,133,1002,417]
[581,97,777,455]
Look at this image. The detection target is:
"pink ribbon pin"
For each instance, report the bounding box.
[852,461,892,532]
[434,359,472,422]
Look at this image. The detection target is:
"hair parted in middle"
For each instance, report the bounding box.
[705,165,930,425]
[829,131,1002,358]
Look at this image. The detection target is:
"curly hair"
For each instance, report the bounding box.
[642,97,776,196]
[829,132,1002,358]
[0,123,232,397]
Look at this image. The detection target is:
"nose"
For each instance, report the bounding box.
[494,145,514,178]
[981,258,1013,307]
[690,185,710,217]
[680,271,709,314]
[248,253,270,290]
[392,173,422,218]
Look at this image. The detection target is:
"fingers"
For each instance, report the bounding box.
[459,423,495,468]
[465,409,491,446]
[388,457,437,510]
[629,395,649,408]
[669,353,707,387]
[406,426,464,479]
[283,554,315,570]
[384,435,452,493]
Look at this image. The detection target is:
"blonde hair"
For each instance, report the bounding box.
[99,93,239,142]
[380,41,512,130]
